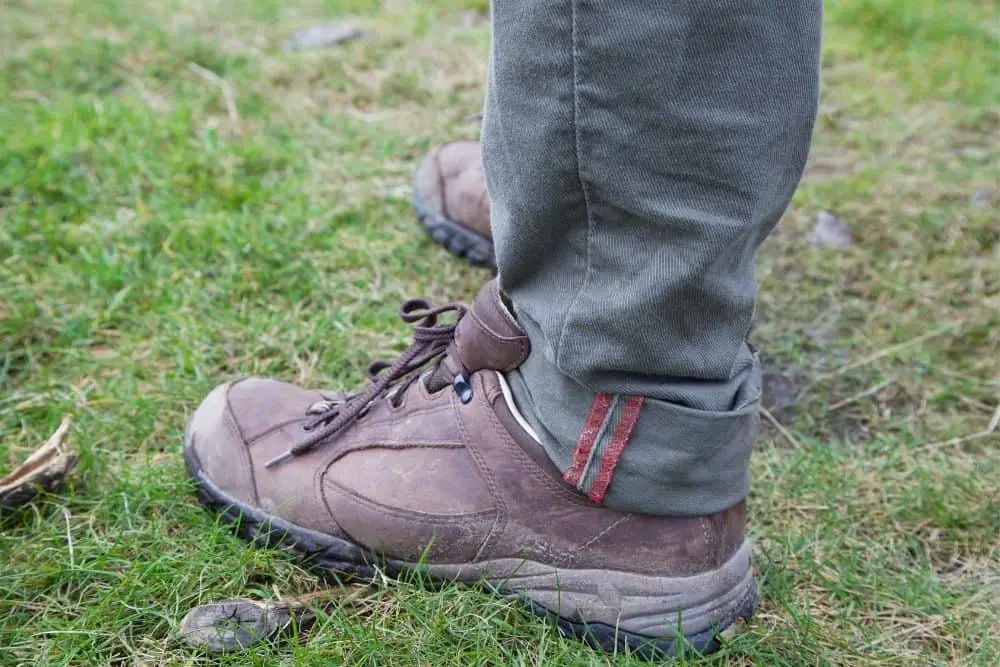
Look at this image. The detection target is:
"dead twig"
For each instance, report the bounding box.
[63,508,75,568]
[988,400,1000,433]
[918,400,1000,453]
[187,62,240,126]
[918,429,998,453]
[813,323,958,384]
[828,377,896,412]
[760,406,805,450]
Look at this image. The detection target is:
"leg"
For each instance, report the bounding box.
[184,0,821,656]
[484,0,821,514]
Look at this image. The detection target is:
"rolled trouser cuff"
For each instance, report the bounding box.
[507,338,759,517]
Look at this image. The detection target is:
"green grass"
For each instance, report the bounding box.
[1,0,998,664]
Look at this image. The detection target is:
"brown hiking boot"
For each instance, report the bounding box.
[413,140,494,269]
[184,280,756,657]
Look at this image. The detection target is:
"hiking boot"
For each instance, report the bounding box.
[183,280,756,657]
[413,141,494,269]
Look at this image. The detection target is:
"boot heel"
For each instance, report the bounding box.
[486,539,756,656]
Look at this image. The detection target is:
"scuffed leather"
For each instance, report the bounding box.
[186,281,746,577]
[454,280,530,372]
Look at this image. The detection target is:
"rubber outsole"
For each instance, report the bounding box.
[412,168,496,271]
[184,445,755,659]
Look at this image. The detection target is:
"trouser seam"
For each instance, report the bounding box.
[554,0,595,376]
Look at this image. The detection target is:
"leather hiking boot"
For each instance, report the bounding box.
[413,140,494,269]
[184,280,756,657]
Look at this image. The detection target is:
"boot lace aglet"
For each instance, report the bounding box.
[265,450,295,469]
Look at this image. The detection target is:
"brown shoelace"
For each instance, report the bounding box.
[265,298,468,469]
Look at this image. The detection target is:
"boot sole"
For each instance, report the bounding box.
[184,444,756,658]
[412,163,496,271]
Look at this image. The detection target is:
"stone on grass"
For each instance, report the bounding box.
[970,189,993,209]
[283,23,364,51]
[808,210,853,248]
[761,370,801,412]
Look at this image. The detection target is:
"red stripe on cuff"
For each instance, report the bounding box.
[586,395,645,503]
[563,392,614,487]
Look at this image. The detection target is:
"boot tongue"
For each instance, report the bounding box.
[425,279,530,392]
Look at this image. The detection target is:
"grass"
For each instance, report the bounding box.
[1,0,997,664]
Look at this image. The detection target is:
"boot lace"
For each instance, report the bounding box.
[265,298,468,469]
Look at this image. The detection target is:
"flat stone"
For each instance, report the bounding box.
[808,210,853,248]
[761,369,802,411]
[970,189,994,209]
[283,23,364,51]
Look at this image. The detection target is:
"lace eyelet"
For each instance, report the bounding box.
[452,374,473,404]
[300,423,313,432]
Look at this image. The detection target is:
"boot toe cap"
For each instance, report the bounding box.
[185,380,257,506]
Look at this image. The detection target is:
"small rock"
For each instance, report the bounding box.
[761,370,800,411]
[808,210,853,248]
[970,189,993,209]
[958,147,989,163]
[283,23,364,51]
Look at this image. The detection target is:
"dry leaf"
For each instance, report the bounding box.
[178,599,312,652]
[90,345,119,360]
[0,416,77,509]
[178,586,372,652]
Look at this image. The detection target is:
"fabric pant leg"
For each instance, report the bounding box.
[483,0,822,515]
